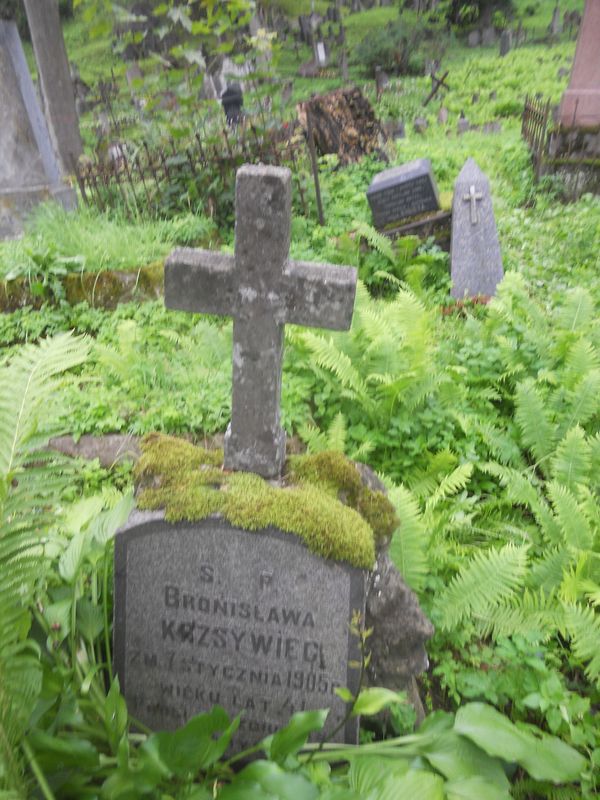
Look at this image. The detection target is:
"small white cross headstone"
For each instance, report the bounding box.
[463,184,483,224]
[165,165,357,478]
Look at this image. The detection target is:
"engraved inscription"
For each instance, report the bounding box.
[369,175,438,227]
[114,517,365,752]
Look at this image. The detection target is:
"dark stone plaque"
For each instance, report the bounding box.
[366,159,440,229]
[114,512,366,751]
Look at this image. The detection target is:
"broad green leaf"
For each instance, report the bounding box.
[379,769,444,800]
[417,730,509,788]
[335,687,354,703]
[445,776,512,800]
[89,491,134,545]
[348,756,409,796]
[219,760,318,800]
[58,529,88,583]
[76,599,104,642]
[64,495,105,534]
[105,678,128,753]
[27,730,99,770]
[144,706,239,777]
[352,687,405,717]
[455,703,586,783]
[268,710,328,763]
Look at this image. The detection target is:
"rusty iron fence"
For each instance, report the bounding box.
[521,94,551,178]
[75,120,311,220]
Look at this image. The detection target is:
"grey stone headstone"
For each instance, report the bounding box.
[413,116,429,133]
[0,21,76,239]
[481,26,496,45]
[437,106,449,124]
[367,159,440,229]
[549,4,562,35]
[114,512,366,750]
[450,158,503,299]
[467,30,481,47]
[457,116,470,134]
[499,29,512,56]
[165,166,357,479]
[23,0,83,174]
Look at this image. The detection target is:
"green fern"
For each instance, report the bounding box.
[388,485,429,592]
[547,481,593,552]
[353,220,395,265]
[550,426,590,490]
[0,333,90,792]
[514,379,556,470]
[301,332,369,400]
[435,543,529,631]
[563,603,600,685]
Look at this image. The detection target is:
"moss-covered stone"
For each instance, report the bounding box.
[134,434,399,569]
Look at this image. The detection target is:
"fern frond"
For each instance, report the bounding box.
[388,485,430,592]
[407,450,458,499]
[514,379,555,469]
[326,413,347,454]
[298,421,329,454]
[353,221,395,264]
[558,287,594,333]
[563,603,600,685]
[480,462,541,510]
[564,338,599,386]
[0,334,90,789]
[564,368,600,430]
[547,480,593,551]
[425,463,473,512]
[479,590,560,640]
[528,548,574,594]
[435,543,529,630]
[550,426,591,490]
[301,332,368,399]
[0,333,90,476]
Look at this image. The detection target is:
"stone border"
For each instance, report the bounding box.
[0,260,164,313]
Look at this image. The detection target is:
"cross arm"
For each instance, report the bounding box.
[165,247,236,316]
[284,260,357,331]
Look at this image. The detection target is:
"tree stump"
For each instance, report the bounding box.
[297,87,384,165]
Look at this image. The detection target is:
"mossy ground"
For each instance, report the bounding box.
[135,433,399,569]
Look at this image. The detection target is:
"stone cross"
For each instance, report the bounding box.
[463,184,483,224]
[165,165,357,479]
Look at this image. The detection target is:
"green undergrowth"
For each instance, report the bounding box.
[135,433,398,569]
[0,203,218,281]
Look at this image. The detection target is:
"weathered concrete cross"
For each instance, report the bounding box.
[463,184,483,225]
[165,165,357,479]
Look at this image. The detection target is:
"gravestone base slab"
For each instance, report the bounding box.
[383,209,451,251]
[0,183,77,239]
[543,127,600,199]
[541,159,600,199]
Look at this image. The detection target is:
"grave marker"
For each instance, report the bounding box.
[451,158,503,298]
[115,165,366,750]
[114,513,365,747]
[0,20,76,239]
[367,159,440,229]
[558,0,600,127]
[165,166,357,478]
[23,0,83,173]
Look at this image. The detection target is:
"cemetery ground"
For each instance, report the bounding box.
[1,1,600,797]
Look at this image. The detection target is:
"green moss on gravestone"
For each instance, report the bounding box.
[135,434,399,569]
